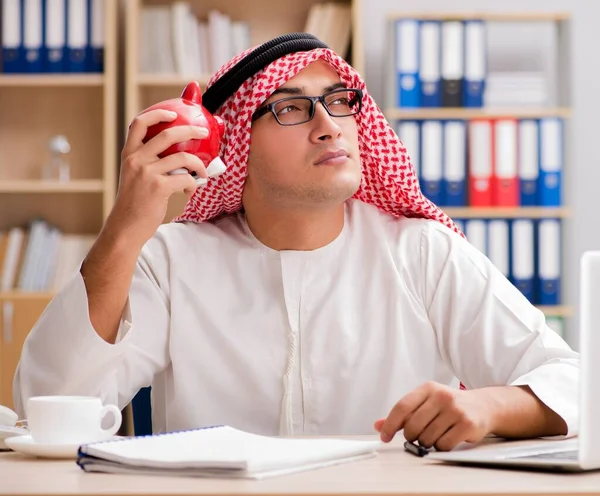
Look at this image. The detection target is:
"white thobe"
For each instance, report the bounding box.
[13,200,579,437]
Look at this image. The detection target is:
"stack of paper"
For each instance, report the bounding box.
[484,71,548,106]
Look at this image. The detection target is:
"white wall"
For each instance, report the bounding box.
[359,0,600,348]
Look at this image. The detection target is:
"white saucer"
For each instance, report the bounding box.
[4,435,81,459]
[0,425,29,451]
[4,434,124,459]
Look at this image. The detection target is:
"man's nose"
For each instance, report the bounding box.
[310,103,343,141]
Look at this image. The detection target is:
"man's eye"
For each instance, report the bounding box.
[330,97,350,106]
[278,105,302,115]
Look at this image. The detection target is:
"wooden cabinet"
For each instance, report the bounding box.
[0,0,118,411]
[0,295,53,410]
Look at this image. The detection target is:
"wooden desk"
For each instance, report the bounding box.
[1,437,600,496]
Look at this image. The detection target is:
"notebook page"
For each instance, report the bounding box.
[81,426,382,474]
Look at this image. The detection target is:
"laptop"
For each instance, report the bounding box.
[426,250,600,472]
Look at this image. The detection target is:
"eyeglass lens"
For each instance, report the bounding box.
[273,89,361,125]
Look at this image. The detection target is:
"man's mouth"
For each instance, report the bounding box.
[314,150,350,166]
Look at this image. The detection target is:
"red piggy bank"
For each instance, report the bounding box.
[141,81,227,185]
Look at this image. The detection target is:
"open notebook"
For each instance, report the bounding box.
[76,425,382,479]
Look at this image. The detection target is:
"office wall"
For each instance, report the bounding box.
[360,0,600,347]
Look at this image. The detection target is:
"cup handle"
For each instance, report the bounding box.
[99,404,122,439]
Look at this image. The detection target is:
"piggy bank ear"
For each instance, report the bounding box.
[181,81,203,104]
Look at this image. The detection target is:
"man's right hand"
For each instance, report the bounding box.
[107,108,209,247]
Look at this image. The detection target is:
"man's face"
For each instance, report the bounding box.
[244,60,362,210]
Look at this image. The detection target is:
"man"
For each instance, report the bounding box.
[14,34,578,452]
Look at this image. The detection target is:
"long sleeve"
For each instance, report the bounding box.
[12,233,173,419]
[417,221,579,436]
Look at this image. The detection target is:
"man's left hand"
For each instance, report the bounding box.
[374,381,496,451]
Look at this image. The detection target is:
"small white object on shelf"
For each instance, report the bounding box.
[42,135,71,182]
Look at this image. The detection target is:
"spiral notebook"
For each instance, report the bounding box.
[76,425,382,479]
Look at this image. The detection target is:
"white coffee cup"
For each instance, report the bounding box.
[27,396,122,445]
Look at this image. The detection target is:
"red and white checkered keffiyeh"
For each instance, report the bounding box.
[174,46,460,236]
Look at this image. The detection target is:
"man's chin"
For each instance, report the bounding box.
[314,175,362,204]
[334,169,362,194]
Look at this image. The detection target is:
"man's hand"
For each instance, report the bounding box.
[110,109,209,250]
[374,381,495,451]
[374,381,568,452]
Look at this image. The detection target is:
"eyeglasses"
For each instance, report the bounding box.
[252,88,364,126]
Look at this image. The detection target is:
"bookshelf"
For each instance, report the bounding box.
[0,0,118,410]
[385,11,572,335]
[0,74,105,86]
[386,107,572,120]
[125,0,361,224]
[386,12,571,22]
[0,180,105,193]
[536,306,573,318]
[136,74,212,87]
[441,207,570,219]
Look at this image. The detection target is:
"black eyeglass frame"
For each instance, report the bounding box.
[251,87,364,126]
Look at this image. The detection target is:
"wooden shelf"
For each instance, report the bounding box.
[138,74,211,87]
[537,306,573,317]
[0,180,105,193]
[0,0,117,419]
[386,107,571,120]
[387,12,571,22]
[444,207,570,219]
[0,74,104,87]
[0,291,55,300]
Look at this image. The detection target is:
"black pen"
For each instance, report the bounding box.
[404,441,431,457]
